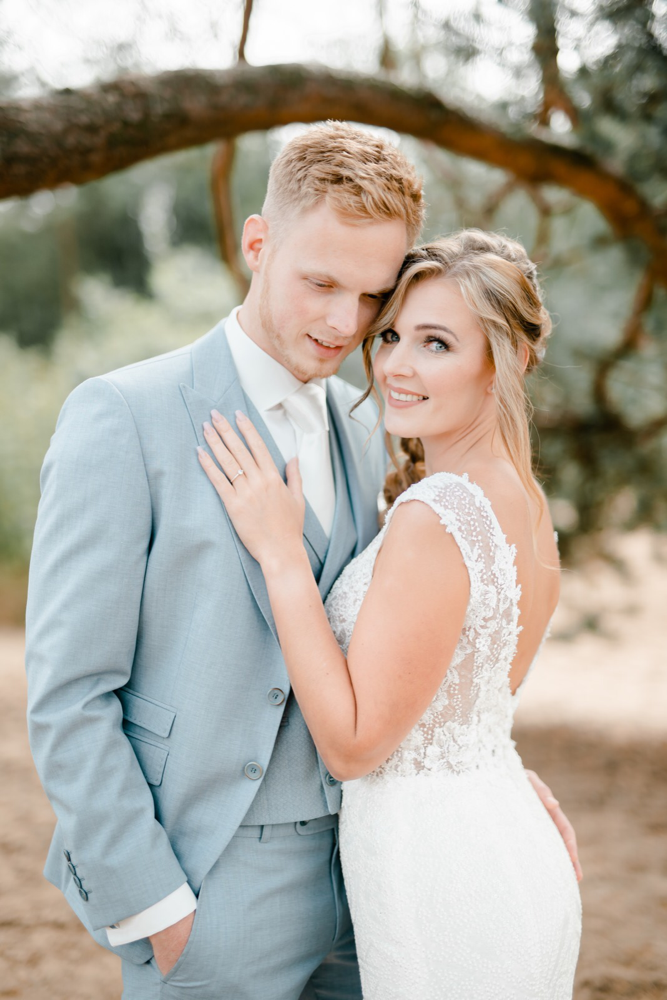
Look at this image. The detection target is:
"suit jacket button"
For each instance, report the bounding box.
[79,888,89,902]
[268,688,285,706]
[63,850,71,862]
[325,773,338,786]
[244,762,263,780]
[67,861,77,875]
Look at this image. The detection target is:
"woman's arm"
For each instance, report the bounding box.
[197,410,468,780]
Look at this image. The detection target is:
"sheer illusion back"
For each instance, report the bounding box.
[326,472,524,777]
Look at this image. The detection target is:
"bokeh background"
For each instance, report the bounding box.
[0,1,666,997]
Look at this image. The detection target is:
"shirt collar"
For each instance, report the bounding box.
[225,306,327,413]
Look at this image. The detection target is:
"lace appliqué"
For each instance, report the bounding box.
[324,472,523,778]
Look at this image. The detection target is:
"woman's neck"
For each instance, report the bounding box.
[421,415,506,478]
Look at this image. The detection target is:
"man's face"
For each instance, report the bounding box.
[247,202,409,382]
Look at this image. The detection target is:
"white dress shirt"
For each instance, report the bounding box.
[107,307,336,945]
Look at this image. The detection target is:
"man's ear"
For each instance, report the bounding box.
[242,215,269,274]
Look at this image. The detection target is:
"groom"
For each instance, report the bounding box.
[26,121,578,999]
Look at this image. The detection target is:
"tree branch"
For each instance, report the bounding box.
[237,0,254,63]
[210,139,249,297]
[208,0,255,299]
[1,64,666,281]
[530,0,579,127]
[592,267,655,416]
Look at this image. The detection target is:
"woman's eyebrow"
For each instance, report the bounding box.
[415,323,459,343]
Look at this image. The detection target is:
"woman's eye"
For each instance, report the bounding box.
[426,337,449,352]
[379,329,399,344]
[310,280,330,290]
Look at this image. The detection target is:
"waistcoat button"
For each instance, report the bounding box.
[244,761,263,780]
[268,688,286,706]
[325,773,338,786]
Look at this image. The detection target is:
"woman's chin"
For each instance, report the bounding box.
[384,415,422,439]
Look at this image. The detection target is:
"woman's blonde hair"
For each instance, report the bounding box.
[356,229,552,509]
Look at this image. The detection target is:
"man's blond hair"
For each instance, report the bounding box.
[262,121,425,244]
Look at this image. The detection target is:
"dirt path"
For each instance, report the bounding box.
[2,532,666,998]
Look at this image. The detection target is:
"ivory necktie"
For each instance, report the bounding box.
[281,382,336,537]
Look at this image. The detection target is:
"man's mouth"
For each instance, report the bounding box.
[307,334,346,356]
[311,335,343,348]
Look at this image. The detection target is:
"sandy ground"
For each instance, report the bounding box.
[1,531,666,999]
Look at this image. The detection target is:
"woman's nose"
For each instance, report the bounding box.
[381,342,415,378]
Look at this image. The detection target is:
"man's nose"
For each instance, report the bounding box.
[327,299,360,339]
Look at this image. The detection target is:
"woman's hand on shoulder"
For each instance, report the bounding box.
[197,410,306,570]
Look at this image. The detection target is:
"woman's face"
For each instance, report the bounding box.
[373,277,496,443]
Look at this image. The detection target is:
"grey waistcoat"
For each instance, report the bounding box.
[242,404,358,824]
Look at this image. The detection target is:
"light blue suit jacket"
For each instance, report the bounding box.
[25,318,384,964]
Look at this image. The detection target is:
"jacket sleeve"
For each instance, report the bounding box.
[25,375,188,931]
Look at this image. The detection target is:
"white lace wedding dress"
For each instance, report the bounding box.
[324,472,581,999]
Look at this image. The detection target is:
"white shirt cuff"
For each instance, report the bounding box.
[106,883,197,946]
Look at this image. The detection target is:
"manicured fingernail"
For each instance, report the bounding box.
[546,797,559,807]
[235,410,247,421]
[211,409,227,424]
[203,421,213,433]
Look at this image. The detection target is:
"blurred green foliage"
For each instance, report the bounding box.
[0,248,237,570]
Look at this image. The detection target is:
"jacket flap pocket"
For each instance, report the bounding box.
[126,733,169,787]
[118,688,176,738]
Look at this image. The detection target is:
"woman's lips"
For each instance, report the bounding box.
[386,386,428,408]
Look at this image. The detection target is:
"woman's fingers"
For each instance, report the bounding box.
[210,410,257,478]
[203,420,250,485]
[197,446,235,503]
[234,411,279,473]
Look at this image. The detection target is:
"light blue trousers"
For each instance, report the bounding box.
[121,816,362,1000]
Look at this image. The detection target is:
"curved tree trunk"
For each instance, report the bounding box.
[1,63,665,280]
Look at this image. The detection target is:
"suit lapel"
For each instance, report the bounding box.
[326,383,380,557]
[317,413,357,599]
[181,321,327,641]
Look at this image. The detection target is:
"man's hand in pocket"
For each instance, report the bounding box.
[150,911,196,976]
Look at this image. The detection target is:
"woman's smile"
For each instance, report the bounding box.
[386,384,429,407]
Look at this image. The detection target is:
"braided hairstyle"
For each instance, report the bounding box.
[354,229,552,509]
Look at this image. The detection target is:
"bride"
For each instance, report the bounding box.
[197,229,582,998]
